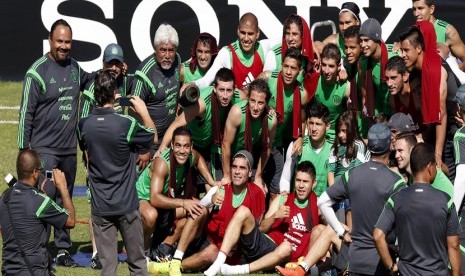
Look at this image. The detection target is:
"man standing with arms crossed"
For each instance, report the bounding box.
[17,19,92,267]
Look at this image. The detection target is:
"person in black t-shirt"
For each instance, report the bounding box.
[0,150,75,275]
[375,143,461,276]
[78,70,156,275]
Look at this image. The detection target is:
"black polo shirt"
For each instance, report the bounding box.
[326,160,406,275]
[0,181,68,275]
[376,183,461,276]
[77,107,154,216]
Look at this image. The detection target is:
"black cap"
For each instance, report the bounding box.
[387,113,419,132]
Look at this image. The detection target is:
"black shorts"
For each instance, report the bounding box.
[459,207,465,274]
[262,148,284,194]
[240,222,277,262]
[151,208,175,247]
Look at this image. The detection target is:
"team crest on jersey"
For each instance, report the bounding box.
[333,95,342,105]
[70,70,77,83]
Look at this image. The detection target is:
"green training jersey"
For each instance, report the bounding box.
[136,148,194,200]
[268,71,306,148]
[269,44,306,84]
[187,86,242,149]
[182,59,206,84]
[229,40,266,66]
[313,78,348,143]
[299,136,333,196]
[434,19,450,44]
[231,100,275,154]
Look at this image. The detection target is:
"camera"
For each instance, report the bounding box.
[46,170,53,180]
[4,173,17,187]
[119,97,133,107]
[179,84,200,107]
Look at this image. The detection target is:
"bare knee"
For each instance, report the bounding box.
[140,203,158,229]
[234,205,252,219]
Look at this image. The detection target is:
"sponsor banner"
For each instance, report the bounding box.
[1,0,464,80]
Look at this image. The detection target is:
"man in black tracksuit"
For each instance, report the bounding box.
[17,19,93,266]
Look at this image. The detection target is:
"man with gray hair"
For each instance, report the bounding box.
[133,23,182,156]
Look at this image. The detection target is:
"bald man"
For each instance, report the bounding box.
[191,13,277,90]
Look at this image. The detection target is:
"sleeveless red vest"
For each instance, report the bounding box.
[207,183,265,246]
[267,192,318,261]
[228,43,264,89]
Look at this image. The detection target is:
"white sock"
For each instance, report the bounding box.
[220,264,250,275]
[204,251,227,276]
[92,251,98,258]
[173,250,184,260]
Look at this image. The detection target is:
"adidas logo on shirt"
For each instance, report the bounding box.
[158,82,164,89]
[242,72,255,87]
[291,213,307,231]
[50,77,56,84]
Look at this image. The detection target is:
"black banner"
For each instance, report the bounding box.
[0,0,464,80]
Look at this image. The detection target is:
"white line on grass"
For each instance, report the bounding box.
[0,120,18,124]
[0,106,19,110]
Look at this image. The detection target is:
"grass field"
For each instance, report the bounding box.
[0,82,275,275]
[0,82,132,275]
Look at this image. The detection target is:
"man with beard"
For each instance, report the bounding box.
[17,19,92,267]
[133,23,182,156]
[0,151,75,275]
[80,43,133,119]
[157,68,245,181]
[221,78,277,192]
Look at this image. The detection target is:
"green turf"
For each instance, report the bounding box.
[0,82,275,275]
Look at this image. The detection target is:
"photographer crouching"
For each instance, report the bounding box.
[0,150,75,275]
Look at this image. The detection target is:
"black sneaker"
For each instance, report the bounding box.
[90,254,102,269]
[152,243,174,263]
[56,251,79,267]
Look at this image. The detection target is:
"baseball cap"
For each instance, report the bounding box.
[367,123,392,155]
[359,18,382,42]
[233,150,254,170]
[103,43,124,63]
[387,113,419,132]
[455,84,465,108]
